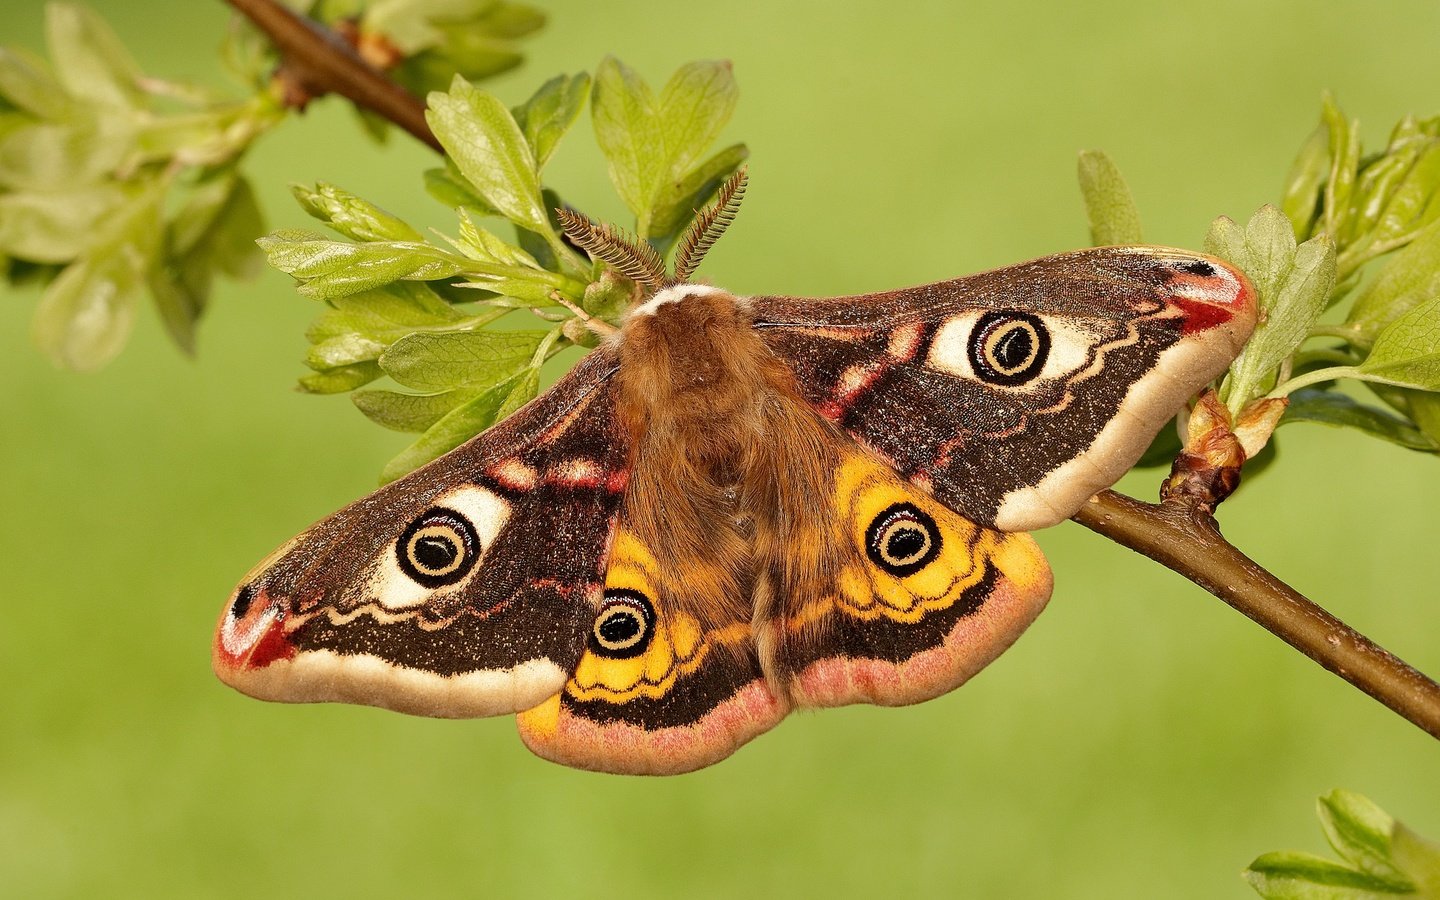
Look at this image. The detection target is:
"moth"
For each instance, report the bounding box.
[214,170,1255,775]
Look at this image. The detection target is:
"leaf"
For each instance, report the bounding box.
[510,71,589,170]
[0,46,76,118]
[494,363,538,419]
[45,3,143,108]
[379,328,545,391]
[1321,94,1361,241]
[1209,206,1338,411]
[379,370,528,482]
[1243,851,1415,899]
[1354,295,1440,389]
[591,57,738,239]
[31,249,144,372]
[306,282,468,346]
[449,208,542,268]
[1347,219,1440,339]
[423,158,502,217]
[0,183,129,262]
[174,173,264,279]
[1282,389,1439,451]
[258,231,465,298]
[352,387,477,433]
[425,75,549,235]
[1282,122,1329,240]
[292,182,423,243]
[1077,149,1143,245]
[1392,824,1440,897]
[647,142,750,247]
[297,361,382,394]
[1318,791,1415,887]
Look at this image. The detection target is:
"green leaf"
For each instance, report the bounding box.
[1354,295,1440,389]
[0,114,133,192]
[1077,149,1143,245]
[45,3,143,108]
[1209,206,1338,411]
[0,46,76,118]
[297,361,382,394]
[1282,122,1329,240]
[449,208,542,268]
[591,57,738,239]
[1243,851,1414,899]
[258,231,465,298]
[292,182,424,243]
[1392,824,1440,897]
[379,328,545,391]
[1318,791,1415,887]
[1347,220,1440,339]
[646,142,750,248]
[510,71,589,170]
[379,370,528,482]
[1282,389,1439,451]
[174,173,264,279]
[495,363,538,419]
[31,249,144,372]
[0,183,129,262]
[352,387,477,433]
[423,158,502,217]
[1321,94,1361,241]
[425,76,549,235]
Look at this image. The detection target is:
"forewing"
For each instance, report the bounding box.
[212,349,630,719]
[751,247,1256,530]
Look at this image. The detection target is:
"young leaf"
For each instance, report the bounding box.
[1209,206,1338,411]
[423,159,502,217]
[0,182,129,262]
[1353,295,1440,390]
[511,71,590,170]
[258,231,465,299]
[378,329,545,391]
[1077,149,1143,245]
[0,46,75,118]
[1243,851,1414,898]
[1320,94,1361,241]
[44,3,143,108]
[298,361,383,394]
[352,387,478,433]
[379,371,529,482]
[1391,825,1440,897]
[1317,791,1414,886]
[292,182,424,243]
[1282,122,1329,240]
[646,142,749,245]
[1347,219,1440,339]
[1282,389,1439,451]
[31,251,143,372]
[425,76,549,235]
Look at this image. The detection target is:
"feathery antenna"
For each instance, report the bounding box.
[673,167,748,283]
[556,208,670,290]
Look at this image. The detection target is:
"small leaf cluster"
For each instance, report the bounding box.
[1080,94,1440,465]
[1245,790,1440,899]
[1,1,542,371]
[264,58,745,479]
[0,3,278,370]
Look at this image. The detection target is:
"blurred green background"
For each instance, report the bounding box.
[2,0,1438,896]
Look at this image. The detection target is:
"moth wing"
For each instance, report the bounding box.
[212,349,631,720]
[517,520,787,776]
[751,247,1256,531]
[765,445,1053,709]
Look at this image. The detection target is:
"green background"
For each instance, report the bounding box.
[2,0,1438,896]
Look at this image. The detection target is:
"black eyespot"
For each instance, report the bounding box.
[1181,259,1216,277]
[865,502,942,577]
[231,584,256,619]
[968,311,1050,386]
[589,589,655,659]
[396,507,480,587]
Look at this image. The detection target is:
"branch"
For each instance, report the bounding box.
[1072,491,1440,740]
[223,0,442,153]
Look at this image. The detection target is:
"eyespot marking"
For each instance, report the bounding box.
[231,584,256,619]
[1180,259,1215,277]
[969,311,1050,386]
[589,590,655,659]
[865,503,942,577]
[396,507,480,587]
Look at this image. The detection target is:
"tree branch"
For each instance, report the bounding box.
[222,0,442,153]
[1073,489,1440,740]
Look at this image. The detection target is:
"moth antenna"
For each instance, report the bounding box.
[673,166,748,283]
[556,208,670,290]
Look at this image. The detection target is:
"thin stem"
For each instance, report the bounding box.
[1073,490,1440,740]
[1269,365,1360,397]
[222,0,442,153]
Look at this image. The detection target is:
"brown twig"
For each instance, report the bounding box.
[223,0,442,152]
[1073,491,1440,741]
